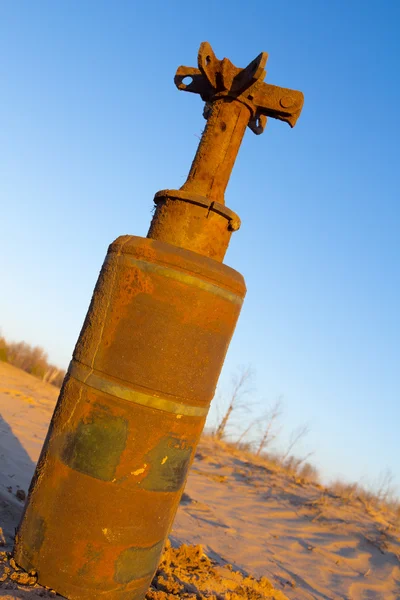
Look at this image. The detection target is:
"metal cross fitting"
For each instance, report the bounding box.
[175,41,304,135]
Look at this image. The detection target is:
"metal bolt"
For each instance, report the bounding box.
[280,95,294,108]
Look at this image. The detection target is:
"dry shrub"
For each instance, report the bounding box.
[0,335,65,388]
[329,474,400,524]
[330,480,360,500]
[298,462,320,482]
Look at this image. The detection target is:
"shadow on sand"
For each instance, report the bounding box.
[0,413,35,550]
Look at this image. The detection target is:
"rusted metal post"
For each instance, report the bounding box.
[14,42,303,600]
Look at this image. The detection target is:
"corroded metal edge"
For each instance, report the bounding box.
[108,236,247,297]
[68,360,209,418]
[108,254,244,306]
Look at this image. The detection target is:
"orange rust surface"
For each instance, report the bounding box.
[16,376,204,597]
[147,197,235,262]
[14,236,246,599]
[181,99,251,204]
[75,237,245,403]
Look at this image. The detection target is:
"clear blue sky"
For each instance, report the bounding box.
[1,1,399,489]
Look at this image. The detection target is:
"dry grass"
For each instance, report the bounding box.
[329,479,400,525]
[203,432,400,527]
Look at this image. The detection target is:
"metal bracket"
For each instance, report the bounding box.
[154,190,241,231]
[174,42,304,134]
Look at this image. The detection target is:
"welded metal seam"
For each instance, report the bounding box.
[114,254,243,305]
[68,360,209,417]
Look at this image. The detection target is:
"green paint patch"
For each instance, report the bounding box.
[114,540,164,584]
[18,511,46,565]
[77,543,104,577]
[141,437,193,492]
[62,408,128,481]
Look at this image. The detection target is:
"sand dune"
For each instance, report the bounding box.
[175,443,400,599]
[1,361,399,599]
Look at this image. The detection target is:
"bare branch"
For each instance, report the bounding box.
[237,419,258,446]
[214,366,254,441]
[374,469,396,503]
[255,397,284,457]
[282,423,311,462]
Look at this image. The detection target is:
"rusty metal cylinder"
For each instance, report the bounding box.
[12,38,305,599]
[14,234,245,599]
[180,98,251,203]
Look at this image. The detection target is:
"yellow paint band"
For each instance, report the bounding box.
[113,254,243,305]
[68,361,209,418]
